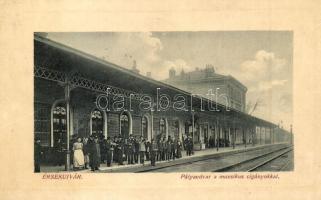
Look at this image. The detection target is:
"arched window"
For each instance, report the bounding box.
[91,110,103,138]
[142,116,148,139]
[120,113,129,138]
[160,118,166,137]
[53,104,66,148]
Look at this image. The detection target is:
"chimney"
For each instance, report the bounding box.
[205,64,215,77]
[131,60,140,74]
[169,67,176,79]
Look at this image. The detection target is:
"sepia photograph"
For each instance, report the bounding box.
[34,31,293,173]
[2,0,321,199]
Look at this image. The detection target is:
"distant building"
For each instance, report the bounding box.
[131,60,140,74]
[163,64,247,112]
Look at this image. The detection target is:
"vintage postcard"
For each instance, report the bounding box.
[34,31,293,174]
[0,1,320,200]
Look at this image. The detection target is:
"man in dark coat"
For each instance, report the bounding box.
[134,136,139,163]
[171,138,177,160]
[54,138,64,166]
[113,136,119,163]
[106,137,113,167]
[186,136,193,156]
[176,140,182,158]
[208,136,212,148]
[34,138,42,173]
[166,138,172,161]
[100,135,107,163]
[127,135,134,164]
[123,139,128,161]
[157,138,162,161]
[145,140,151,161]
[138,136,146,165]
[117,137,124,165]
[184,137,188,155]
[89,135,101,171]
[162,137,167,161]
[150,139,158,166]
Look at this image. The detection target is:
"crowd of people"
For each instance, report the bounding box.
[34,134,198,172]
[69,134,191,171]
[207,136,231,148]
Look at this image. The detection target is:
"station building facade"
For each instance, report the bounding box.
[34,35,290,161]
[163,65,247,112]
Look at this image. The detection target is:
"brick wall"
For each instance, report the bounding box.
[132,115,142,136]
[107,112,120,137]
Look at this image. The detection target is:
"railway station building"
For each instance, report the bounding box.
[34,34,290,163]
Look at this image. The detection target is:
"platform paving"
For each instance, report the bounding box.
[39,143,285,173]
[101,143,287,173]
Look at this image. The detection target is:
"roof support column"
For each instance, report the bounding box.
[191,112,195,149]
[216,119,219,151]
[64,78,71,171]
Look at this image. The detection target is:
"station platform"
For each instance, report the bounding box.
[39,143,284,173]
[99,143,287,173]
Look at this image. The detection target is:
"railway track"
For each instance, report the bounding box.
[216,146,293,172]
[132,144,292,173]
[250,149,293,172]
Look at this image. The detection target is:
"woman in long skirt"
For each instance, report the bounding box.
[73,137,85,170]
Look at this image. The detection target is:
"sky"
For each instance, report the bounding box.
[47,31,293,130]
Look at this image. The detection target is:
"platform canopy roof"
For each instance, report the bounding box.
[34,34,276,128]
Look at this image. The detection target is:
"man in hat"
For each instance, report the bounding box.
[185,136,191,156]
[89,135,101,171]
[171,137,177,160]
[138,136,146,165]
[166,136,172,161]
[113,136,119,163]
[117,136,124,165]
[134,136,139,163]
[145,140,151,161]
[34,138,42,172]
[54,138,64,166]
[106,136,113,167]
[187,136,193,156]
[150,138,158,166]
[158,137,164,161]
[162,137,167,161]
[100,135,107,163]
[127,135,134,164]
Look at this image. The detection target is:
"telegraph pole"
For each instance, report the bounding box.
[64,78,71,171]
[150,103,154,141]
[216,118,219,151]
[192,112,195,152]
